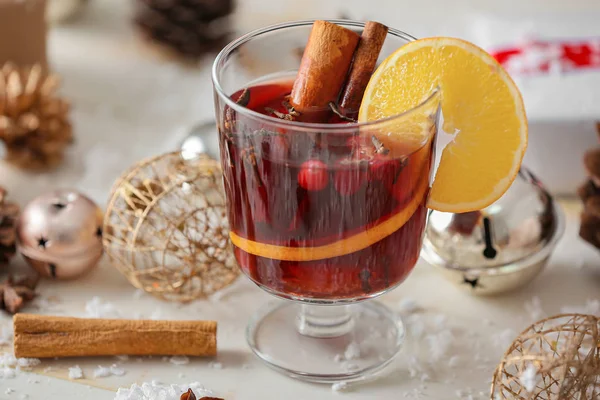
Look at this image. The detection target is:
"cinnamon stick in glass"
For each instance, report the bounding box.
[13,314,217,358]
[339,21,388,115]
[290,20,360,117]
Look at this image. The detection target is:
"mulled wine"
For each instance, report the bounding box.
[220,80,435,300]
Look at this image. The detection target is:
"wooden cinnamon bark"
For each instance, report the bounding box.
[290,20,360,116]
[13,314,217,358]
[339,21,388,114]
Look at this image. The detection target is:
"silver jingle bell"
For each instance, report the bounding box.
[16,189,104,280]
[180,121,221,161]
[421,167,565,295]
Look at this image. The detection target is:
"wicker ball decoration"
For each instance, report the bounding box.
[491,314,600,400]
[102,151,239,302]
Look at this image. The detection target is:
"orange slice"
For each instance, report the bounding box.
[359,37,528,213]
[230,176,428,261]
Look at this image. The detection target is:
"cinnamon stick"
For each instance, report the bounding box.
[13,314,217,358]
[339,21,388,114]
[290,20,360,115]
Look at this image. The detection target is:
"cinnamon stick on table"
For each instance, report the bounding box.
[290,20,360,117]
[339,21,388,115]
[13,314,217,358]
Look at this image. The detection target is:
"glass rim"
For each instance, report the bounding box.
[212,19,440,132]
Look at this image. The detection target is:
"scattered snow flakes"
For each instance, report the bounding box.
[115,355,129,362]
[448,355,461,367]
[331,381,348,392]
[492,329,516,351]
[85,297,121,318]
[1,367,16,379]
[0,321,13,345]
[524,296,545,321]
[398,298,421,315]
[94,364,126,378]
[208,361,223,370]
[344,363,359,372]
[0,353,41,379]
[94,365,112,378]
[0,353,17,367]
[403,387,426,398]
[114,381,215,400]
[519,364,538,393]
[426,329,454,362]
[17,358,40,368]
[110,364,126,376]
[343,342,361,361]
[560,299,600,316]
[168,356,189,366]
[5,387,14,394]
[68,365,84,380]
[150,308,164,320]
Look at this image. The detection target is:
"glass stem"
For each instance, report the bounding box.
[296,304,354,338]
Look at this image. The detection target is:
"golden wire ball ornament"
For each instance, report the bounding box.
[491,313,600,400]
[103,151,239,302]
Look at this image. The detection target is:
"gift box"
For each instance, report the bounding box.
[0,0,47,69]
[462,10,600,195]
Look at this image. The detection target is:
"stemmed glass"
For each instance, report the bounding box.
[212,20,440,383]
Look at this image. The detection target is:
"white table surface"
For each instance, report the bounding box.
[1,0,600,399]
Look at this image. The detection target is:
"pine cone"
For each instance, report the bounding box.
[0,187,19,267]
[0,63,73,170]
[134,0,234,59]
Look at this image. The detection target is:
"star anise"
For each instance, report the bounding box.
[180,389,224,400]
[0,274,39,314]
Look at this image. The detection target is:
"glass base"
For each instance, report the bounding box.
[246,301,404,383]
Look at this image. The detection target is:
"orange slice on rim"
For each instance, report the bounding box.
[359,37,528,213]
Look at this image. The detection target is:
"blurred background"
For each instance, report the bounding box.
[2,0,600,204]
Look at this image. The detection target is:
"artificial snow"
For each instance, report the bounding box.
[94,364,126,378]
[426,329,454,362]
[524,296,545,321]
[560,299,600,316]
[519,364,538,392]
[331,381,348,392]
[16,358,40,368]
[448,355,461,367]
[168,356,189,366]
[68,365,83,380]
[110,364,126,376]
[5,388,14,394]
[0,322,13,345]
[0,353,41,379]
[149,308,164,320]
[0,353,17,368]
[114,381,215,400]
[343,342,361,361]
[85,297,121,319]
[398,298,420,315]
[491,329,516,351]
[1,367,16,379]
[94,365,111,378]
[208,361,223,370]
